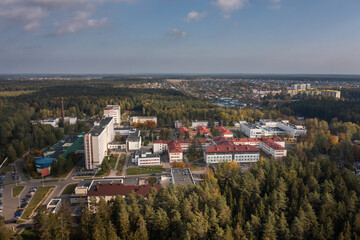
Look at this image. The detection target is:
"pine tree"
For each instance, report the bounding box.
[262,211,276,240]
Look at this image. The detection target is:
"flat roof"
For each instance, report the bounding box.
[171,168,195,186]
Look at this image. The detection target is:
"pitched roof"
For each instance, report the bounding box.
[168,141,183,153]
[262,139,286,150]
[217,126,233,136]
[205,145,260,153]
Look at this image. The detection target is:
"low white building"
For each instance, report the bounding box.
[64,117,77,125]
[130,116,157,125]
[42,117,60,127]
[191,120,208,128]
[132,150,161,166]
[46,198,62,214]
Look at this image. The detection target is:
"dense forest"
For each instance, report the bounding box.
[279,97,360,124]
[21,120,360,240]
[0,118,356,240]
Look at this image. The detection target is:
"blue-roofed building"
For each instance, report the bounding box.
[35,157,56,176]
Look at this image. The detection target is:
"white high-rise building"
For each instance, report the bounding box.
[104,105,121,125]
[84,117,115,169]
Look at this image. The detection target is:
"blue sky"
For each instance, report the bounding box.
[0,0,359,74]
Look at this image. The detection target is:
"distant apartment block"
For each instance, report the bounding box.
[84,117,115,169]
[104,105,121,124]
[130,116,157,125]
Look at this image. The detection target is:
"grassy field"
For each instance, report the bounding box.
[12,186,25,197]
[22,186,54,219]
[109,155,118,169]
[0,164,13,172]
[126,166,164,175]
[0,90,36,97]
[61,183,78,195]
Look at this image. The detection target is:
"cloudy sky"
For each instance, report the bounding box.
[0,0,359,74]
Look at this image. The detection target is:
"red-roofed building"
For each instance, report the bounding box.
[260,139,287,158]
[218,126,234,138]
[153,139,213,162]
[195,126,211,136]
[178,127,189,136]
[204,145,260,164]
[168,141,183,162]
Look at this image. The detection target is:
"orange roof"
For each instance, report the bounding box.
[217,126,233,136]
[197,126,211,134]
[168,141,183,153]
[179,127,189,136]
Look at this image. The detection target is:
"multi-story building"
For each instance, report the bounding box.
[126,129,141,151]
[132,150,161,166]
[240,122,264,138]
[84,117,115,169]
[240,120,306,138]
[104,105,121,125]
[130,116,157,125]
[168,141,183,162]
[204,145,260,164]
[260,139,287,158]
[213,136,287,158]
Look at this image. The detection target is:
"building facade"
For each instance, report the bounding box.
[204,145,260,164]
[84,117,115,169]
[104,105,121,125]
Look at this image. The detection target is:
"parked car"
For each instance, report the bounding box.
[14,209,23,219]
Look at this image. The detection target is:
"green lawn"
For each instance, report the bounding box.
[62,183,78,195]
[12,186,25,197]
[109,155,118,169]
[126,166,164,175]
[22,186,54,219]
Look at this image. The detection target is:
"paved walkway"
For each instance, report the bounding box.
[121,154,130,176]
[109,154,121,176]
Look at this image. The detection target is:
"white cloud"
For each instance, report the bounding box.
[24,20,41,31]
[213,0,249,12]
[166,28,187,38]
[185,11,207,22]
[53,18,107,36]
[0,0,135,34]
